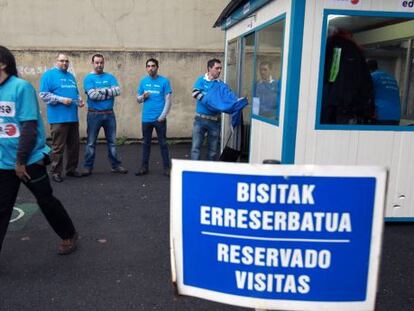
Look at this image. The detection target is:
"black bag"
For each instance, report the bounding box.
[219,146,241,162]
[219,115,243,162]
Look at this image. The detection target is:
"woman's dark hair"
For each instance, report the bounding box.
[0,46,18,77]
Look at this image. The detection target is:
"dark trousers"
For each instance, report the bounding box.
[0,162,76,253]
[50,122,80,175]
[141,120,170,169]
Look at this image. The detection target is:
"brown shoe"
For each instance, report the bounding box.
[58,232,78,255]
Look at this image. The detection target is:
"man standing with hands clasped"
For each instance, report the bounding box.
[136,58,172,177]
[39,53,84,183]
[0,46,78,256]
[81,54,127,176]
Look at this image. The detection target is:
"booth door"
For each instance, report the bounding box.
[223,18,286,163]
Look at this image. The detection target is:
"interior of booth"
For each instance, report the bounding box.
[320,13,414,127]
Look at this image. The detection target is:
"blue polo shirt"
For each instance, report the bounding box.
[371,70,401,121]
[137,75,172,122]
[84,72,119,110]
[193,75,219,116]
[0,75,50,170]
[39,67,80,124]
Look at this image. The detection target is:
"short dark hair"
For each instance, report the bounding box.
[366,59,378,72]
[146,58,159,68]
[260,61,272,69]
[207,58,221,70]
[0,46,18,77]
[92,54,104,62]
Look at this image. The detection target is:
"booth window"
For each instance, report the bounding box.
[253,20,284,122]
[226,39,239,92]
[319,13,414,128]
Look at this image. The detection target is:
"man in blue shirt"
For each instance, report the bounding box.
[81,54,127,176]
[191,58,223,161]
[367,59,401,125]
[136,58,172,177]
[255,61,280,119]
[39,53,84,182]
[0,46,78,256]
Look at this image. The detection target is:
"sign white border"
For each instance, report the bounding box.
[170,160,386,311]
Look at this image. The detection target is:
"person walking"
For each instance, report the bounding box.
[0,46,78,255]
[81,54,127,176]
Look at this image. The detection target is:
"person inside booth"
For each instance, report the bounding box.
[367,59,401,125]
[254,61,281,119]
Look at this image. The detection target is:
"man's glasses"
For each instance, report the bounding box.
[58,60,69,63]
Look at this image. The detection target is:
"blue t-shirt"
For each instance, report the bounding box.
[371,70,401,121]
[137,75,172,122]
[39,67,80,124]
[84,72,119,110]
[0,76,50,170]
[193,75,219,116]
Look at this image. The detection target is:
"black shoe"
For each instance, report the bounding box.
[81,168,92,177]
[163,168,170,177]
[66,170,82,177]
[52,174,63,183]
[135,168,149,176]
[111,166,128,174]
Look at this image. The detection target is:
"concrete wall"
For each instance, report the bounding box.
[1,0,227,138]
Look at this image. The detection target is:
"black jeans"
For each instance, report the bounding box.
[0,161,76,253]
[141,120,170,169]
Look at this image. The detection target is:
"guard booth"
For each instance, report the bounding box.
[214,0,414,220]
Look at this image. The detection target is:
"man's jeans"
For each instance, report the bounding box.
[141,120,170,169]
[84,112,121,169]
[191,116,220,161]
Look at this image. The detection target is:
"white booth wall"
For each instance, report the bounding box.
[223,0,414,219]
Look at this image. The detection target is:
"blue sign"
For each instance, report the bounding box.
[181,171,376,301]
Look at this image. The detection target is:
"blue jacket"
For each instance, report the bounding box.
[201,81,248,127]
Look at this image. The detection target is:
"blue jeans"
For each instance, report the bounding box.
[84,112,121,169]
[141,120,170,169]
[191,116,220,161]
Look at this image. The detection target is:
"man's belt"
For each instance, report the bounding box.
[88,109,113,114]
[195,113,220,122]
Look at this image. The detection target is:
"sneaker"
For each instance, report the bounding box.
[163,168,170,177]
[135,167,149,176]
[52,174,63,183]
[81,168,92,177]
[111,166,128,174]
[66,170,82,177]
[58,232,78,255]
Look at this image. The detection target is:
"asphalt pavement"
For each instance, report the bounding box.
[0,143,413,311]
